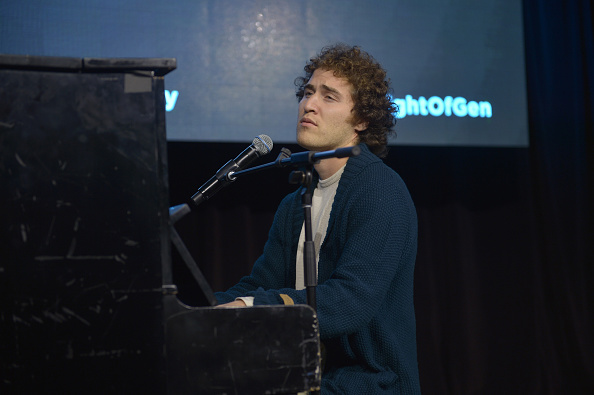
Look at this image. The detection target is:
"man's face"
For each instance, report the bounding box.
[296,69,366,151]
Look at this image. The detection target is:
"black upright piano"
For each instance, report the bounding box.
[0,55,321,394]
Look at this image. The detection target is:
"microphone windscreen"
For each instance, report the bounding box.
[253,134,273,155]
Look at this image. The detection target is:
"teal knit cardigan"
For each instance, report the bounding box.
[216,144,421,394]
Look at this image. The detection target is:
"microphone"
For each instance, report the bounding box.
[191,134,273,206]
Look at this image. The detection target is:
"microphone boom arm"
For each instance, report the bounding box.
[229,145,361,180]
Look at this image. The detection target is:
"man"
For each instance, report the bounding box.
[216,43,421,394]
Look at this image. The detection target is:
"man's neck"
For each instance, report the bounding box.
[314,156,349,180]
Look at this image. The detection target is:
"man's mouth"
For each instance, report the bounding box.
[299,117,317,126]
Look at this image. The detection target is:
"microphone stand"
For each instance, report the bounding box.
[169,146,361,311]
[288,153,317,311]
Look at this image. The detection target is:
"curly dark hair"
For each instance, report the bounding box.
[295,43,397,158]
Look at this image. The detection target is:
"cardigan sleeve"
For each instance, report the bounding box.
[214,191,299,305]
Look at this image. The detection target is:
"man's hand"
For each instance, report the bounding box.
[215,299,247,308]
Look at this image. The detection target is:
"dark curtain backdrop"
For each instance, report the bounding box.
[167,1,593,393]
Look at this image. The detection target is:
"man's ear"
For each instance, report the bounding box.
[354,121,368,132]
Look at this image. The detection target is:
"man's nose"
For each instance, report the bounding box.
[302,94,319,113]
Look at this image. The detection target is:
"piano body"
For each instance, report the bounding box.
[0,55,321,394]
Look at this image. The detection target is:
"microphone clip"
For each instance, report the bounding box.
[275,148,292,167]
